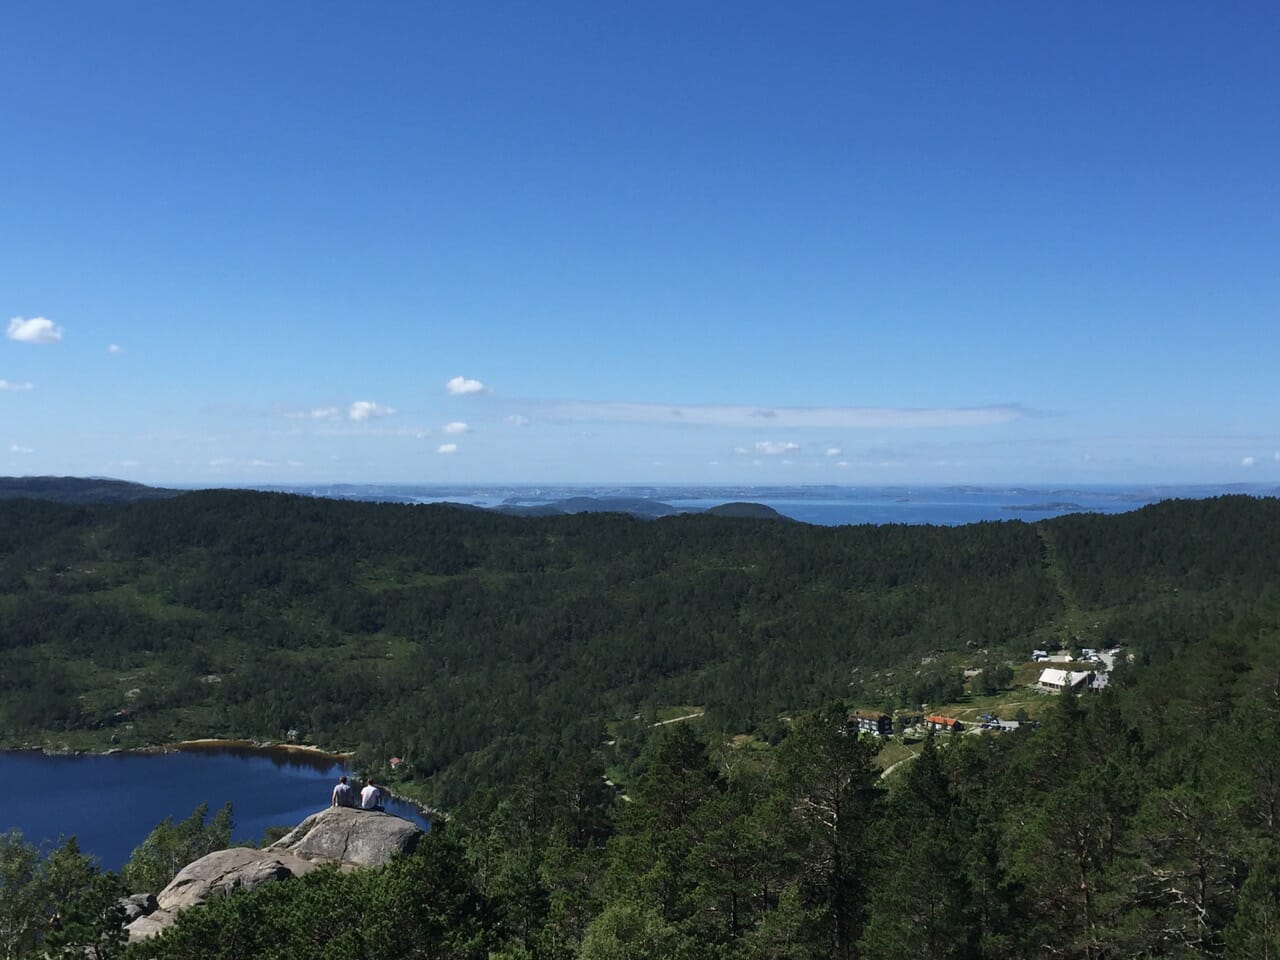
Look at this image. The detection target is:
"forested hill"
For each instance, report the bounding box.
[0,475,179,503]
[1,491,1278,804]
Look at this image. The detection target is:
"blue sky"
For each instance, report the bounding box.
[2,1,1277,485]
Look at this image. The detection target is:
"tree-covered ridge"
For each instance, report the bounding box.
[0,476,180,504]
[1,492,1278,805]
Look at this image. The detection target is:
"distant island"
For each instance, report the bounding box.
[702,501,787,520]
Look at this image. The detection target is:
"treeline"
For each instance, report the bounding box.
[2,492,1279,803]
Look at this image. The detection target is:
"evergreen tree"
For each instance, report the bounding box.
[1226,843,1280,960]
[773,702,881,960]
[860,737,975,960]
[607,725,723,925]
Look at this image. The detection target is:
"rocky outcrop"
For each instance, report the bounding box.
[124,847,318,942]
[125,808,423,942]
[267,806,422,866]
[157,846,320,912]
[117,892,158,924]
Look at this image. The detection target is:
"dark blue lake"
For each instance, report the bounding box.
[0,745,429,872]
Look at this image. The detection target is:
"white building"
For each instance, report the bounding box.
[1037,668,1093,694]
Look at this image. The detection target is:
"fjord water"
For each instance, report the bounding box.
[0,745,429,871]
[411,485,1171,524]
[663,490,1146,525]
[260,482,1280,524]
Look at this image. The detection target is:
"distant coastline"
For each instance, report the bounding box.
[4,476,1278,528]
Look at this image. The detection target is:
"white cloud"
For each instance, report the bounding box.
[446,376,487,396]
[1242,456,1257,468]
[837,461,850,468]
[0,380,34,392]
[504,414,530,426]
[205,456,299,469]
[7,317,63,343]
[755,440,800,456]
[1274,451,1280,462]
[733,446,749,455]
[544,400,1028,429]
[10,443,34,454]
[443,421,469,435]
[826,447,842,457]
[284,406,341,420]
[437,443,458,455]
[348,400,396,421]
[107,343,123,355]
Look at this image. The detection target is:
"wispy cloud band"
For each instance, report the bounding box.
[281,402,396,422]
[542,401,1028,429]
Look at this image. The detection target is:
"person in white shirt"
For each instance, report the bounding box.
[360,779,385,812]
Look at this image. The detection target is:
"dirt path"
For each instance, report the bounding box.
[652,710,705,727]
[879,751,921,779]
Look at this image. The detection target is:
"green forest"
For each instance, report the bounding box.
[2,492,1279,806]
[5,600,1280,958]
[3,491,1280,957]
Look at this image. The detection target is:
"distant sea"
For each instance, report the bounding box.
[246,483,1280,527]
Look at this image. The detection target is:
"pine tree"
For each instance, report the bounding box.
[773,702,881,960]
[1226,843,1280,960]
[860,737,976,960]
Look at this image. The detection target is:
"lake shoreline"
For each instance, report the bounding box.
[5,739,442,821]
[167,738,354,763]
[2,738,351,763]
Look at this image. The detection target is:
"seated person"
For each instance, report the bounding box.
[360,778,385,812]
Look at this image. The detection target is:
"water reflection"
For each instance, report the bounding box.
[170,740,349,774]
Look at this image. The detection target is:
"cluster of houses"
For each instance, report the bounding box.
[846,645,1128,741]
[847,708,965,737]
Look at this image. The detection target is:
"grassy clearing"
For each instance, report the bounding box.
[873,737,922,771]
[918,673,1063,726]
